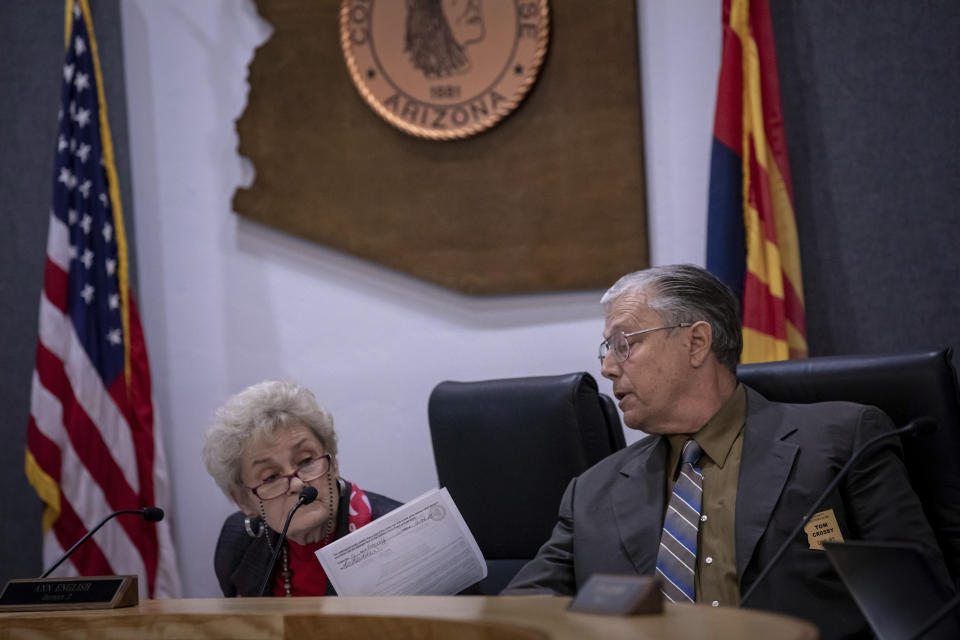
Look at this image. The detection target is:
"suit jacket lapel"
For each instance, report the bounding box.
[613,436,667,575]
[735,387,799,585]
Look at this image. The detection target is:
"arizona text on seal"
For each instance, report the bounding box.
[340,0,550,140]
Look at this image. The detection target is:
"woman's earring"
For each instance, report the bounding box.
[244,516,264,538]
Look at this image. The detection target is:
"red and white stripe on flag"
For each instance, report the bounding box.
[24,0,180,598]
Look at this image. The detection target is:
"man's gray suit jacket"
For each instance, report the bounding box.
[506,386,950,640]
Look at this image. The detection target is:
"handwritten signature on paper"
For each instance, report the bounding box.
[341,537,388,569]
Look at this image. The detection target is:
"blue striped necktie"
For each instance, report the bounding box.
[656,439,703,602]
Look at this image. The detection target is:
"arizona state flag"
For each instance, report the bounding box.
[706,0,807,363]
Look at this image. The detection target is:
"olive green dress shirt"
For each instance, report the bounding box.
[665,384,746,607]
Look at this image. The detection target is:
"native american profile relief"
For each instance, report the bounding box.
[405,0,486,79]
[340,0,549,139]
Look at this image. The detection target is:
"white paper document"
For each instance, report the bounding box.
[315,487,487,596]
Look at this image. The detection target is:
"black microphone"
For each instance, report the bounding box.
[256,487,319,596]
[739,417,936,607]
[40,507,165,578]
[300,486,319,505]
[142,506,165,522]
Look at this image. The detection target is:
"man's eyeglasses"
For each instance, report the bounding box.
[598,323,692,365]
[247,453,331,501]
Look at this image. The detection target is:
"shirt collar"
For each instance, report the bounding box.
[666,383,746,475]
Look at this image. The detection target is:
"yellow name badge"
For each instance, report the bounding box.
[803,508,845,550]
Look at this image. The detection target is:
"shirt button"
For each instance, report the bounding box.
[705,557,713,565]
[700,515,708,522]
[712,601,719,607]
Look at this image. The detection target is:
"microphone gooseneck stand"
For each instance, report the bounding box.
[739,418,936,607]
[40,507,166,578]
[256,487,319,597]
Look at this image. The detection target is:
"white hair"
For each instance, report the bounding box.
[600,264,743,372]
[202,380,337,503]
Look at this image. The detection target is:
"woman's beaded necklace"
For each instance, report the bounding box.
[264,474,338,597]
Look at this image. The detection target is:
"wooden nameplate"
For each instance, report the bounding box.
[0,575,138,612]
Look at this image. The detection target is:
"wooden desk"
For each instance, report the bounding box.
[0,596,818,639]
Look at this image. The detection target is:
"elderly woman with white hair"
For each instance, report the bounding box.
[203,380,401,597]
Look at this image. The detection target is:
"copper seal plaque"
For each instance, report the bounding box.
[340,0,550,140]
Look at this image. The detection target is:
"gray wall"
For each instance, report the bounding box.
[770,2,960,362]
[0,0,134,587]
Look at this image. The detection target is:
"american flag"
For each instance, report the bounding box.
[25,0,180,598]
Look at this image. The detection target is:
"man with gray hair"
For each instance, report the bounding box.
[506,264,948,639]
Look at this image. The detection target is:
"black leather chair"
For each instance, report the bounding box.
[738,348,960,584]
[428,372,626,594]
